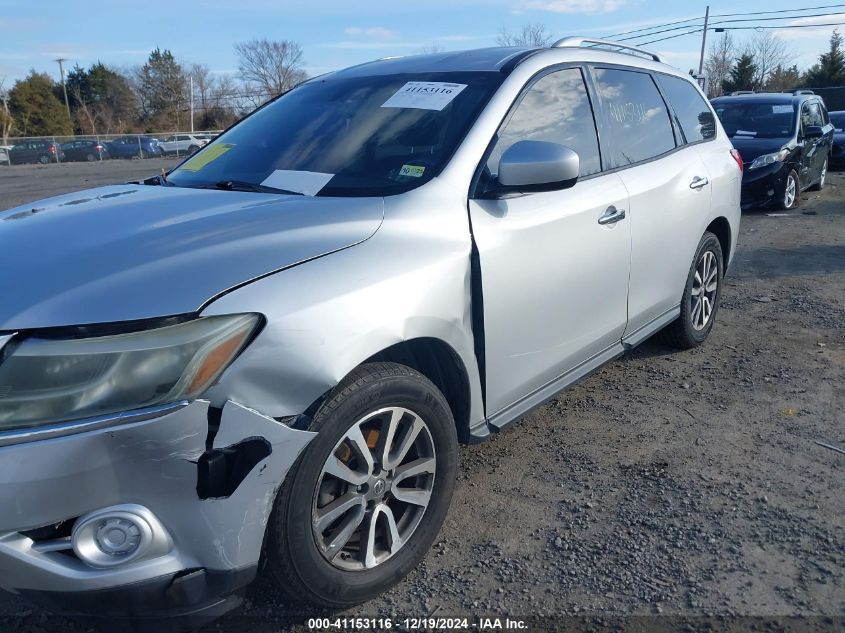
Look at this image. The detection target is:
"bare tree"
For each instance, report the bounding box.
[704,31,735,98]
[496,23,553,47]
[234,39,308,104]
[0,77,13,144]
[189,63,215,114]
[744,31,790,91]
[68,83,99,135]
[416,43,445,55]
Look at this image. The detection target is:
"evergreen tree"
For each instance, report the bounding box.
[765,65,802,92]
[136,48,186,129]
[66,62,137,133]
[804,30,845,87]
[9,71,72,136]
[722,54,758,93]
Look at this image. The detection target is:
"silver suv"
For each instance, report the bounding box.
[0,38,741,625]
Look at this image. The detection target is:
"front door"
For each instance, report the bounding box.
[468,67,631,420]
[800,101,826,184]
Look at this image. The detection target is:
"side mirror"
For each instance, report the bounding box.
[804,125,824,139]
[489,140,580,196]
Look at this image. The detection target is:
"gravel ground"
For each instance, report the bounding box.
[0,161,843,632]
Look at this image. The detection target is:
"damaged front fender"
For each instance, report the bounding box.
[0,399,315,596]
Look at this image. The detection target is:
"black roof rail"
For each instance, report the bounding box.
[728,90,755,96]
[790,89,815,95]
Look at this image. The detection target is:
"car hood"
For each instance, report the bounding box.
[729,136,790,162]
[0,184,384,330]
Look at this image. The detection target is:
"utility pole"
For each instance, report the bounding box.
[698,5,710,76]
[54,58,71,121]
[190,75,194,133]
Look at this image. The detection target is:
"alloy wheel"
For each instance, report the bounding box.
[691,250,718,331]
[784,174,797,208]
[312,407,436,571]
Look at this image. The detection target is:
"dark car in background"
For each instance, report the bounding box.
[712,92,833,210]
[60,139,110,162]
[828,110,845,167]
[106,135,162,159]
[8,140,65,165]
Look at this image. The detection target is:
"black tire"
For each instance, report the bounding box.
[808,157,827,192]
[188,144,199,154]
[86,153,96,162]
[38,155,49,165]
[775,169,800,210]
[660,231,724,349]
[267,362,458,607]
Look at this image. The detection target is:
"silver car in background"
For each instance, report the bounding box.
[0,38,741,626]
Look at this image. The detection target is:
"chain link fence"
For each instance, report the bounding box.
[0,130,223,166]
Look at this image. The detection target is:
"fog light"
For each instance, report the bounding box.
[72,505,171,568]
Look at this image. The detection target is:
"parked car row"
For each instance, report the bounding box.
[3,133,218,164]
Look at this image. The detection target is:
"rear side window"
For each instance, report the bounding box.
[656,74,716,143]
[594,68,676,168]
[487,67,601,177]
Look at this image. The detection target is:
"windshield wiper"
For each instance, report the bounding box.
[142,171,174,186]
[213,180,304,195]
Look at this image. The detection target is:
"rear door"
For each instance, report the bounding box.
[590,67,713,337]
[468,66,631,420]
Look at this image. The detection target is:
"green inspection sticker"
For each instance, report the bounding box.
[399,164,425,178]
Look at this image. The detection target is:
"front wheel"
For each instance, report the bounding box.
[660,231,724,349]
[267,362,458,607]
[776,169,800,210]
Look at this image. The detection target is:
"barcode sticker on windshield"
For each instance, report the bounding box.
[381,82,467,111]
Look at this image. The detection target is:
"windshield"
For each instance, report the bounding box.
[167,71,503,197]
[713,102,796,139]
[830,113,845,131]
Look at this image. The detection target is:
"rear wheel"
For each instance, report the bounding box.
[660,231,724,349]
[808,158,827,191]
[86,153,96,162]
[776,169,800,210]
[38,155,49,165]
[267,362,458,607]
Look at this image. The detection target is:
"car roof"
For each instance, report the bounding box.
[326,47,537,78]
[322,43,694,85]
[711,92,820,106]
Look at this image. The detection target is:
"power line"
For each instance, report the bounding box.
[718,20,845,31]
[620,10,845,42]
[638,29,704,46]
[605,16,701,40]
[711,3,845,18]
[607,3,845,39]
[635,18,845,47]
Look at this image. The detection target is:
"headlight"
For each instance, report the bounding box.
[0,314,259,432]
[748,149,789,170]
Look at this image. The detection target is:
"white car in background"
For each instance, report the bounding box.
[158,134,209,156]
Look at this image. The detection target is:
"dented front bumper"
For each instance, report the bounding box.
[0,400,314,621]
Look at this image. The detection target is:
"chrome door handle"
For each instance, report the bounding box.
[690,176,709,189]
[598,206,626,225]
